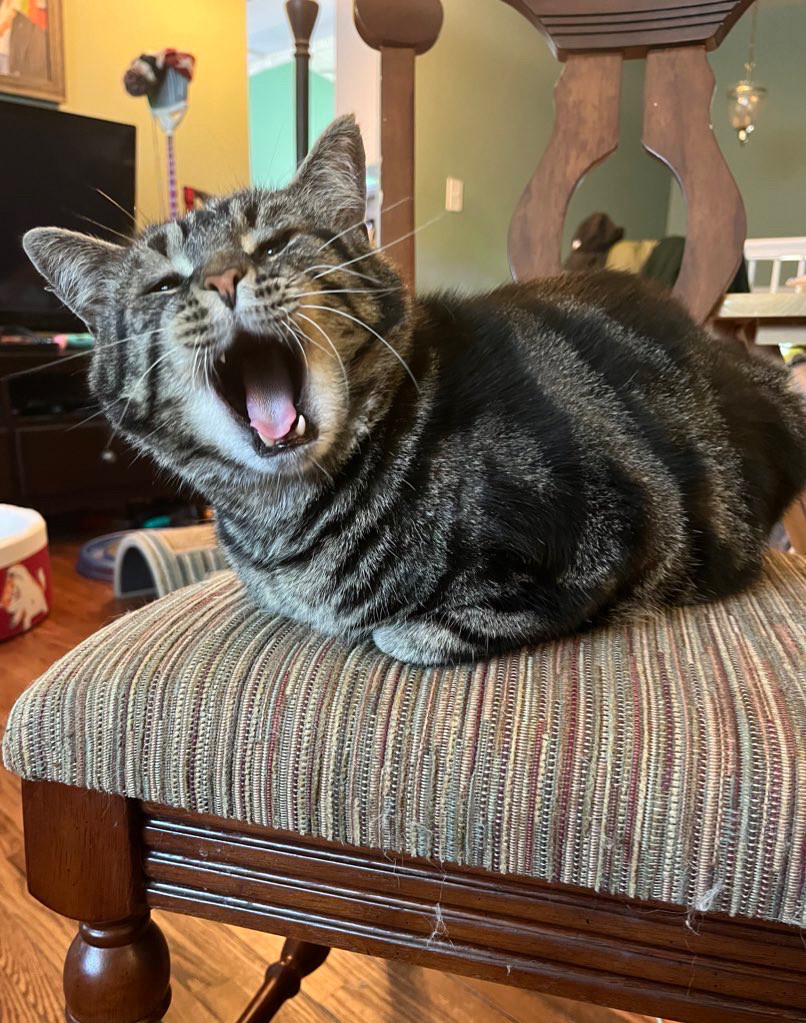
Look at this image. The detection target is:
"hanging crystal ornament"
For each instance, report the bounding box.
[727,3,767,144]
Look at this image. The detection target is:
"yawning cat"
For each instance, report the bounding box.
[23,115,806,664]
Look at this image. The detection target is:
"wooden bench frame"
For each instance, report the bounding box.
[23,781,806,1023]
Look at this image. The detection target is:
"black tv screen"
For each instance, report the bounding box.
[0,103,135,331]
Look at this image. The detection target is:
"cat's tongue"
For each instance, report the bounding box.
[241,347,297,442]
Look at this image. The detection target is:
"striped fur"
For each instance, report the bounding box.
[22,116,806,664]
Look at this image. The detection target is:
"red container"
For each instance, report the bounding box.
[0,505,51,641]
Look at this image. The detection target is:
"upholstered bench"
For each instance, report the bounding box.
[3,550,805,1023]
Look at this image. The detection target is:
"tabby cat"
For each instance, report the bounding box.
[23,116,806,664]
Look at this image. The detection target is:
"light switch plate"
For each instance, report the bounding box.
[445,176,464,213]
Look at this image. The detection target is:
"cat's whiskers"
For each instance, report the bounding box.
[310,456,335,486]
[191,341,206,390]
[0,327,166,382]
[277,315,310,378]
[202,336,215,393]
[69,332,174,431]
[92,186,143,229]
[65,406,110,432]
[112,347,174,434]
[122,418,170,463]
[312,196,412,255]
[74,212,133,244]
[283,313,338,362]
[133,420,166,449]
[191,342,200,385]
[298,303,419,391]
[287,286,400,301]
[311,211,447,282]
[291,311,349,394]
[181,332,214,391]
[301,263,383,287]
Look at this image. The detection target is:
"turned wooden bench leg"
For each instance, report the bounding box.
[64,915,171,1023]
[236,939,330,1023]
[21,780,172,1023]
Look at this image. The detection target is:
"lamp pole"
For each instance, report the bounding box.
[285,0,320,166]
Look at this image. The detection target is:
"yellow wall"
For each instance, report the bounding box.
[60,0,249,226]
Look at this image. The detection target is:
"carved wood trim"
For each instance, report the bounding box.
[353,0,444,55]
[501,0,756,60]
[642,45,746,322]
[141,803,806,1023]
[508,52,623,282]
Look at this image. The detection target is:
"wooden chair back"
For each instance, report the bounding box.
[354,0,756,324]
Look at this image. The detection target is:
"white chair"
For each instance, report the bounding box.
[717,236,806,347]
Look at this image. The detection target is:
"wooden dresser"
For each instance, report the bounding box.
[0,345,180,513]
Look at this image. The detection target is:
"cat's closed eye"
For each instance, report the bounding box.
[143,274,186,296]
[251,229,297,260]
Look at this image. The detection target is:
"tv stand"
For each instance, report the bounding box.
[1,344,186,513]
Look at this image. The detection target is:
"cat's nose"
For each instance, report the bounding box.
[204,267,243,309]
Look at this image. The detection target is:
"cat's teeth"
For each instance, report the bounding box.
[255,417,304,448]
[220,352,227,365]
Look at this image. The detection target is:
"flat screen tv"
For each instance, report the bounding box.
[0,103,135,331]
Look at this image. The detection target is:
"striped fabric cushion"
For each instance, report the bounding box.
[3,553,805,925]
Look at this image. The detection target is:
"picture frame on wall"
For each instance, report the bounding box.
[0,0,65,103]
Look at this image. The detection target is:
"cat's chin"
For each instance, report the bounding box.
[211,329,319,460]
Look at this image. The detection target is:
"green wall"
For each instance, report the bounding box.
[414,0,673,292]
[667,0,806,239]
[250,63,335,189]
[248,0,804,288]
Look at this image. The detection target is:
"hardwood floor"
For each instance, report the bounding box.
[0,538,660,1023]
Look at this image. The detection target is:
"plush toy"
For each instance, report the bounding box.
[123,48,196,219]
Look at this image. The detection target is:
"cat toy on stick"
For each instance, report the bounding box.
[123,49,196,219]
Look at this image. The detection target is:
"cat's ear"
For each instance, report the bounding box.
[23,227,124,330]
[292,114,367,230]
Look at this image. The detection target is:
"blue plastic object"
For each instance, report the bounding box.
[76,531,127,583]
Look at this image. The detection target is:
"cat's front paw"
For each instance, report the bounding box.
[371,620,478,666]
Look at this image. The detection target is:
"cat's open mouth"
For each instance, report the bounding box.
[212,331,314,456]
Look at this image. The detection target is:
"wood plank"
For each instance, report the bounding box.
[508,53,622,282]
[642,45,746,322]
[380,46,416,286]
[353,0,443,288]
[150,886,802,1023]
